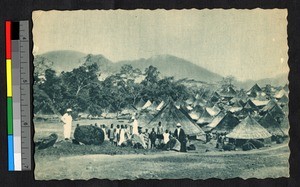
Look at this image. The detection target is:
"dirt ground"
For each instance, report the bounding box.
[34,120,290,180]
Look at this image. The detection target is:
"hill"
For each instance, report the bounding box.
[39,50,87,73]
[113,54,223,83]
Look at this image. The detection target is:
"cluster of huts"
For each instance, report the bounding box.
[114,83,289,146]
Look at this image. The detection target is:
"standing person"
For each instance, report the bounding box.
[108,124,115,144]
[116,125,121,146]
[174,123,187,152]
[149,128,157,149]
[157,122,164,145]
[113,129,118,146]
[163,130,170,145]
[132,115,139,135]
[61,108,73,140]
[118,125,126,146]
[144,129,150,149]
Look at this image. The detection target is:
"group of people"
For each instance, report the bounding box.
[104,119,188,152]
[60,109,189,152]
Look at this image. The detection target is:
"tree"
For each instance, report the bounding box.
[141,65,160,86]
[61,63,99,97]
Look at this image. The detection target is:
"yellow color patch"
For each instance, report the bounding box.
[6,59,12,97]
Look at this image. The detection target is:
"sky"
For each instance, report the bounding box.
[32,9,288,81]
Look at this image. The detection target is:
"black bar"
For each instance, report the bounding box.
[11,22,19,40]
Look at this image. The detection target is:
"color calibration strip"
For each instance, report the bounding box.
[6,20,31,171]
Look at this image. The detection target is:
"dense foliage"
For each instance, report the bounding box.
[34,60,194,116]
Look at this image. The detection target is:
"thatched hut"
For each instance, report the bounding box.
[227,116,271,146]
[146,101,206,140]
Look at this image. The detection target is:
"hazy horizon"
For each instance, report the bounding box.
[33,9,288,81]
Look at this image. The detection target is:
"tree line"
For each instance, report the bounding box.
[33,60,194,117]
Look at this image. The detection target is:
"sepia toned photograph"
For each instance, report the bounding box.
[32,9,289,180]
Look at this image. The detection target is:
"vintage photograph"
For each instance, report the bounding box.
[32,9,289,180]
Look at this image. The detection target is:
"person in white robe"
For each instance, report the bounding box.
[61,108,73,140]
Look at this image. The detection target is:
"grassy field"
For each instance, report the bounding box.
[34,120,290,180]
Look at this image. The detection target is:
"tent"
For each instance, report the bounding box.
[147,101,206,139]
[258,112,286,136]
[211,112,240,133]
[227,116,272,140]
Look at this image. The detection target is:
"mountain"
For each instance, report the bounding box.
[37,50,114,74]
[38,50,87,73]
[237,73,289,90]
[113,54,223,83]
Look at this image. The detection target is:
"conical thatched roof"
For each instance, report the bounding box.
[251,83,262,92]
[196,108,214,125]
[211,112,240,133]
[227,116,271,139]
[147,101,205,136]
[142,100,152,109]
[274,89,288,99]
[269,104,285,119]
[156,101,165,111]
[205,111,226,130]
[283,84,289,92]
[278,94,288,104]
[135,98,146,108]
[258,112,285,136]
[148,101,159,110]
[261,99,278,112]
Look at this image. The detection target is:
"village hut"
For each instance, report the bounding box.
[211,112,240,133]
[196,108,214,126]
[142,100,152,110]
[258,112,286,137]
[148,101,159,111]
[185,96,196,105]
[261,99,278,113]
[220,86,237,99]
[278,94,288,105]
[283,84,289,92]
[274,89,288,99]
[203,111,226,132]
[210,92,221,103]
[226,116,272,146]
[135,98,146,109]
[251,99,269,109]
[247,83,262,97]
[147,101,206,140]
[156,100,165,111]
[269,104,285,121]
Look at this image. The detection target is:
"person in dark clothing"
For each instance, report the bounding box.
[149,128,157,149]
[173,123,187,152]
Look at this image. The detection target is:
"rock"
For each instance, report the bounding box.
[37,133,58,150]
[223,143,236,151]
[242,142,255,151]
[249,139,264,148]
[73,125,104,145]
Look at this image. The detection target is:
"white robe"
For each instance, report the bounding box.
[132,119,139,135]
[61,113,72,139]
[118,129,126,145]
